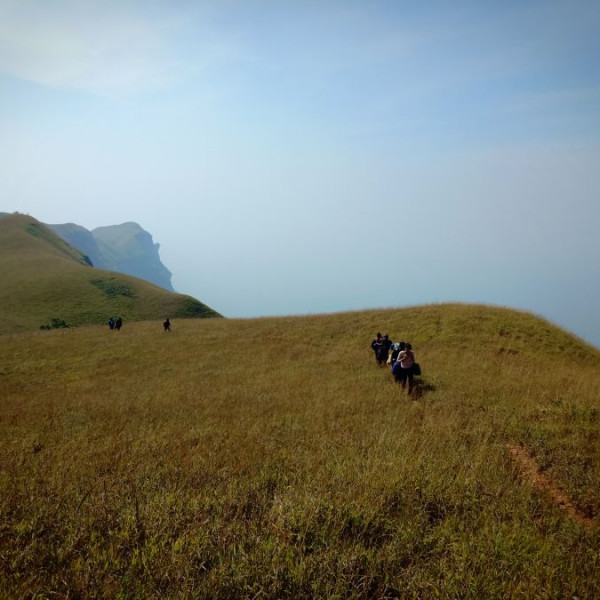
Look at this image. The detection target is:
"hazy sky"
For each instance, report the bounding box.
[2,1,600,345]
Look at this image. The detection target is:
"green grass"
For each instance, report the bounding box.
[0,214,220,333]
[1,304,599,598]
[25,222,92,266]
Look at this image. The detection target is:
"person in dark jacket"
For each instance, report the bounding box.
[377,334,393,366]
[371,332,382,363]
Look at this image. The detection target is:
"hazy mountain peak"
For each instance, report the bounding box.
[0,214,220,333]
[50,221,174,291]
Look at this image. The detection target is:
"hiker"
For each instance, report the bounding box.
[377,334,393,366]
[163,318,171,332]
[115,317,123,331]
[390,341,405,366]
[108,317,115,330]
[393,342,416,394]
[371,332,382,363]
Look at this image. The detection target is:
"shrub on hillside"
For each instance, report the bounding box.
[40,318,70,330]
[90,277,136,299]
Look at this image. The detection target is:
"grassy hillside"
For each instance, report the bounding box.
[1,304,599,598]
[0,213,220,333]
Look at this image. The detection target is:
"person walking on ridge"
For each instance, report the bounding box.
[390,341,405,366]
[393,342,416,395]
[371,332,382,363]
[377,334,393,367]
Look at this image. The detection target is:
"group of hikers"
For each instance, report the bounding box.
[371,332,420,395]
[108,317,123,331]
[107,316,172,332]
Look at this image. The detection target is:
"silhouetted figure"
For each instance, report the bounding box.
[115,317,123,331]
[377,334,393,366]
[163,318,171,332]
[371,332,382,363]
[108,317,115,330]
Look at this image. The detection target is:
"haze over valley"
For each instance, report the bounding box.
[2,1,599,346]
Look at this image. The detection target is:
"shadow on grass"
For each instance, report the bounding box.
[390,377,437,400]
[410,380,436,400]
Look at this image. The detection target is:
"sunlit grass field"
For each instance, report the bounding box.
[1,304,600,598]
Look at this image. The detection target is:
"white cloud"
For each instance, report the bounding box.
[0,2,171,96]
[0,1,233,98]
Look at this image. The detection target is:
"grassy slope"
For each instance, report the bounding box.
[0,214,220,333]
[1,304,599,599]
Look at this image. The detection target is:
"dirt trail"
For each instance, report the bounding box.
[507,444,595,527]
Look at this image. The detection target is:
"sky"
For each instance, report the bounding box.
[1,0,600,346]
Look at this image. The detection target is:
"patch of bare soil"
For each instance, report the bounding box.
[507,444,595,527]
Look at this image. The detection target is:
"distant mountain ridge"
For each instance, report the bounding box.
[49,221,174,291]
[0,213,220,333]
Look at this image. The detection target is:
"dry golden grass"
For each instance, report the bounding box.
[1,304,600,598]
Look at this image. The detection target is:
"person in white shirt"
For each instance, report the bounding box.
[395,343,415,394]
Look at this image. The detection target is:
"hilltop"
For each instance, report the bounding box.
[1,303,599,598]
[0,213,220,333]
[49,221,175,291]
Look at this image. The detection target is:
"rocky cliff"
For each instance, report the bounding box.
[49,221,174,291]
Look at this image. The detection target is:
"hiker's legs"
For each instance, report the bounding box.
[407,371,414,394]
[399,370,407,390]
